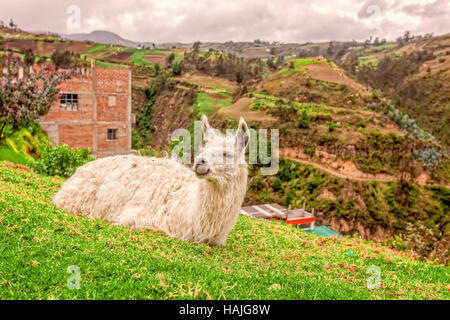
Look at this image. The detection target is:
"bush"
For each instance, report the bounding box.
[304,146,315,158]
[139,146,161,157]
[51,49,73,68]
[271,177,283,191]
[32,143,94,178]
[326,122,337,132]
[297,110,310,128]
[413,149,444,167]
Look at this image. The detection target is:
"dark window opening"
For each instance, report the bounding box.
[60,93,78,111]
[107,128,118,141]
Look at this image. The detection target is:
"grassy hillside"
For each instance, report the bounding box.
[0,162,448,300]
[0,123,48,165]
[214,57,448,184]
[339,34,450,149]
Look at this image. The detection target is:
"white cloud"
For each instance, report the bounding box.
[0,0,448,43]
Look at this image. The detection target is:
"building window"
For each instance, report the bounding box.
[108,96,117,107]
[60,94,78,111]
[107,128,118,141]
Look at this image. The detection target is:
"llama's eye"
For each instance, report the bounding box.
[223,152,232,158]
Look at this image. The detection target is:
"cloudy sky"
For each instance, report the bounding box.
[0,0,449,43]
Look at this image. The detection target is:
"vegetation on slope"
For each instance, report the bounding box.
[0,123,48,165]
[246,160,450,264]
[0,162,448,300]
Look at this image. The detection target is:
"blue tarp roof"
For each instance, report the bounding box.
[306,226,342,237]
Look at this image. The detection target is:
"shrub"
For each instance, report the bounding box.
[166,53,175,65]
[172,61,182,75]
[0,59,72,143]
[285,191,295,208]
[271,177,283,191]
[326,122,337,132]
[139,146,161,157]
[297,110,310,128]
[51,49,72,68]
[304,146,315,158]
[413,149,444,167]
[318,134,338,146]
[32,143,94,178]
[356,119,366,129]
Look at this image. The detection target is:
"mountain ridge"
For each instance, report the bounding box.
[61,30,153,48]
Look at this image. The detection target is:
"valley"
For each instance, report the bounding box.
[1,26,449,264]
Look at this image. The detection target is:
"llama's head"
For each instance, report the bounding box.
[193,115,249,184]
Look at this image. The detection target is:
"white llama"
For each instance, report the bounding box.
[52,115,250,246]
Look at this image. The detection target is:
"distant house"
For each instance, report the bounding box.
[39,67,133,158]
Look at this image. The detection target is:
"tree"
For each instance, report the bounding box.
[297,110,310,128]
[192,41,201,54]
[326,42,334,57]
[395,135,420,206]
[403,30,413,43]
[23,49,35,66]
[235,70,244,84]
[9,19,17,29]
[172,61,182,76]
[0,59,72,143]
[51,49,72,69]
[311,45,320,56]
[396,36,405,47]
[154,63,161,76]
[166,52,175,66]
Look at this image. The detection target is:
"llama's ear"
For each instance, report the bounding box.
[236,117,250,152]
[201,114,219,141]
[201,114,211,134]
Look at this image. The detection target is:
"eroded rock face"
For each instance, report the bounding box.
[317,189,337,201]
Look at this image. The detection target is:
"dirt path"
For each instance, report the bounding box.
[281,148,449,188]
[220,97,277,123]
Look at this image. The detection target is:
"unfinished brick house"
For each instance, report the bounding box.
[39,67,133,158]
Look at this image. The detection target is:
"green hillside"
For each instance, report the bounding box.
[0,123,48,165]
[0,162,448,300]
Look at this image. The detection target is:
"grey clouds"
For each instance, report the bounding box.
[0,0,448,43]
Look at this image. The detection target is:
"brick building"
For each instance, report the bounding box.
[39,67,133,158]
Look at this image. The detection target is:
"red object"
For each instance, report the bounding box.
[286,217,315,225]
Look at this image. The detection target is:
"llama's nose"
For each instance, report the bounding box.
[194,158,210,175]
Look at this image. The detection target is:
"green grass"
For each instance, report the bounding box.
[367,43,399,52]
[129,49,159,66]
[249,92,330,114]
[294,58,322,67]
[196,92,232,115]
[0,124,48,165]
[0,163,448,299]
[359,55,376,65]
[279,68,301,76]
[96,60,128,69]
[84,44,106,55]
